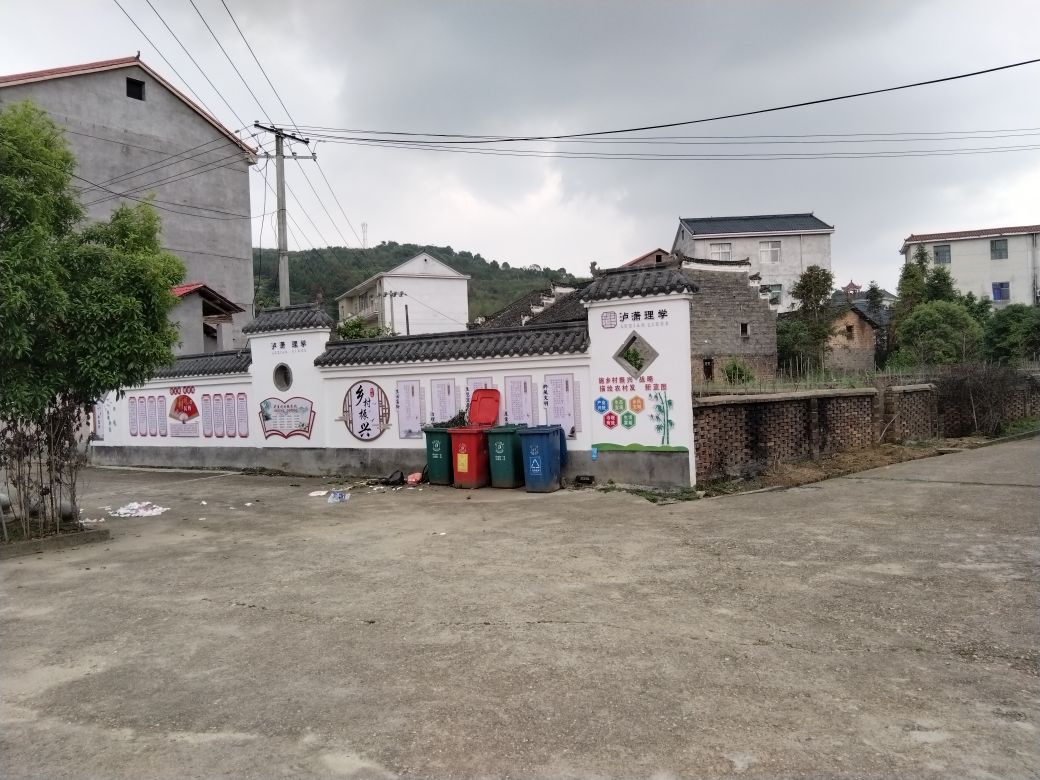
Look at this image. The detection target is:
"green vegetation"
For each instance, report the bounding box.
[1,101,183,539]
[888,246,1039,367]
[777,265,840,371]
[724,358,755,384]
[335,318,393,340]
[983,304,1040,366]
[253,242,583,321]
[893,300,983,366]
[1001,417,1040,436]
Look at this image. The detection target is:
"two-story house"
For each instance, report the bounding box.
[899,225,1040,307]
[0,55,257,351]
[335,253,470,335]
[671,213,834,310]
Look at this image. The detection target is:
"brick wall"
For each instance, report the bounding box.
[883,385,938,442]
[819,393,876,452]
[694,389,877,481]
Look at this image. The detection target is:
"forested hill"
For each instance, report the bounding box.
[252,242,585,321]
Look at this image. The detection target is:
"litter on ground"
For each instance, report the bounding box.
[308,490,328,497]
[327,491,350,504]
[109,501,169,518]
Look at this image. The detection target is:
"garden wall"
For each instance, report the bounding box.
[693,388,879,481]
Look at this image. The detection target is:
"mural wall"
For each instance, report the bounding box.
[93,290,696,484]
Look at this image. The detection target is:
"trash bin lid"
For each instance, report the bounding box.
[468,388,500,426]
[518,425,556,435]
[489,424,527,433]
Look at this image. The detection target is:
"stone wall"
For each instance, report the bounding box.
[687,269,777,383]
[693,389,878,481]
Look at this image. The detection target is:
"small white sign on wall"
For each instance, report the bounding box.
[430,379,457,423]
[396,380,423,439]
[505,376,534,425]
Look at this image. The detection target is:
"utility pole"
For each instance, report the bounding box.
[362,222,368,250]
[255,123,314,308]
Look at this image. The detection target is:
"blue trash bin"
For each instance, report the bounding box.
[519,425,566,492]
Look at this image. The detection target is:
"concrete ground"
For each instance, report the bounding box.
[2,440,1038,780]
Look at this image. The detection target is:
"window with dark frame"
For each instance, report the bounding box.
[740,322,749,339]
[990,239,1008,260]
[933,244,951,264]
[992,281,1010,301]
[845,324,855,339]
[126,77,145,101]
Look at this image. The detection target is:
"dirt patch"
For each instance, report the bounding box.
[758,443,940,489]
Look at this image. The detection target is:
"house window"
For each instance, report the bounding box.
[759,240,781,264]
[845,324,855,340]
[740,322,750,339]
[654,253,663,264]
[991,239,1008,260]
[992,281,1010,301]
[933,244,951,264]
[709,242,732,262]
[126,77,145,101]
[767,284,782,305]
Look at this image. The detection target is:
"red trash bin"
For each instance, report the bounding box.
[449,388,500,489]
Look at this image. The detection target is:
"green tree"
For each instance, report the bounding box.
[779,265,839,371]
[983,304,1040,365]
[959,292,992,326]
[1,101,183,538]
[864,281,885,314]
[895,301,983,366]
[923,264,959,303]
[335,317,393,340]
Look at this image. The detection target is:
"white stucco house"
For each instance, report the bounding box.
[899,224,1040,307]
[335,252,470,335]
[671,213,834,310]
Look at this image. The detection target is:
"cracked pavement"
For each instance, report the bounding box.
[2,439,1038,778]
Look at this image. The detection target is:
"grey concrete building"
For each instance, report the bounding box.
[671,213,834,311]
[0,55,257,351]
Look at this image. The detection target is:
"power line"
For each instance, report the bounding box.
[110,0,217,119]
[143,0,249,129]
[289,56,1040,145]
[187,0,271,123]
[83,150,251,207]
[303,129,1040,147]
[308,136,1040,162]
[220,0,364,246]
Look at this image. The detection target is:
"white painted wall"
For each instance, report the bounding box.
[585,294,695,483]
[380,275,470,334]
[674,232,832,310]
[904,233,1039,306]
[93,291,702,484]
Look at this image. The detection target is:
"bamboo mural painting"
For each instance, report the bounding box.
[648,391,674,446]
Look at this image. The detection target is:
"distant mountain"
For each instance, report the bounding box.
[252,242,584,322]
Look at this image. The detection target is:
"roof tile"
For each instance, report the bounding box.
[579,267,696,302]
[152,350,251,379]
[242,304,334,334]
[315,321,588,367]
[679,213,833,236]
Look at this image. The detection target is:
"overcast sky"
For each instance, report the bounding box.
[2,0,1038,290]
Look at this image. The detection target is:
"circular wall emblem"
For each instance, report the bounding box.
[343,381,391,440]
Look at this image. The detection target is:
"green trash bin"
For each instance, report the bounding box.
[422,426,453,485]
[487,424,527,488]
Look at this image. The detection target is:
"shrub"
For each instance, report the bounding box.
[724,359,755,384]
